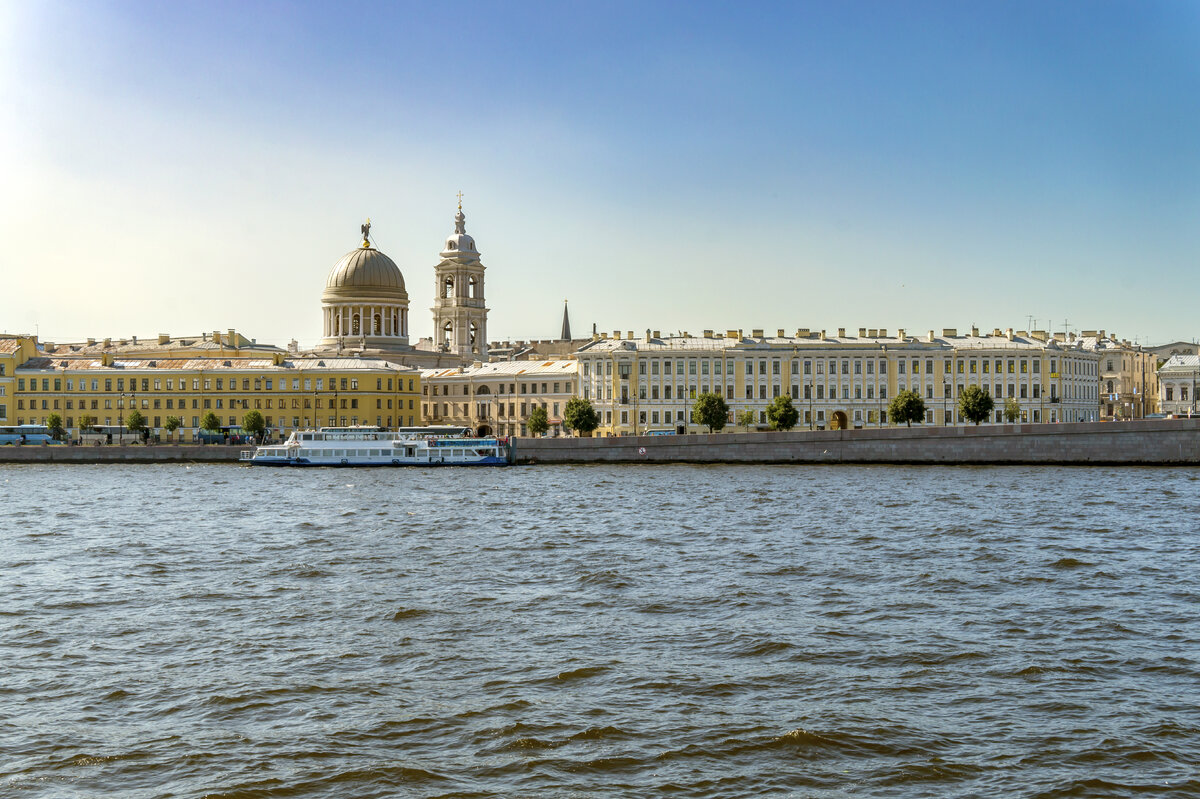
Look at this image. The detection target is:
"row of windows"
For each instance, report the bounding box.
[15,376,418,393]
[582,356,1091,379]
[423,401,557,419]
[425,381,573,396]
[14,396,419,412]
[10,415,420,430]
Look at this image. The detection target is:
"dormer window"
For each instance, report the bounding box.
[447,240,457,250]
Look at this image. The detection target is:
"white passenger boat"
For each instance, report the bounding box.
[240,426,509,467]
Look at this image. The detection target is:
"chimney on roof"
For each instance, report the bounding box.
[898,328,906,339]
[86,338,96,346]
[819,330,827,340]
[644,329,651,343]
[158,334,169,345]
[927,330,935,342]
[1006,328,1014,340]
[859,328,867,338]
[970,325,979,337]
[212,330,221,345]
[627,331,633,340]
[837,327,846,337]
[103,338,111,348]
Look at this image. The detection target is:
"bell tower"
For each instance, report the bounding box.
[431,197,488,359]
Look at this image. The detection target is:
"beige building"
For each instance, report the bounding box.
[574,326,1100,435]
[1078,331,1160,419]
[421,360,578,437]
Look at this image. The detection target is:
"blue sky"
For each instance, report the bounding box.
[2,1,1198,346]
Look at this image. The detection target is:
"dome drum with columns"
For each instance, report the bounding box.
[320,225,411,347]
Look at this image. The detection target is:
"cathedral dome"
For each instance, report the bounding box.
[322,245,408,303]
[326,247,405,291]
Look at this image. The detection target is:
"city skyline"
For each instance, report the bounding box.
[2,1,1198,347]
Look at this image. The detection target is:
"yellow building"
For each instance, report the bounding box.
[2,333,420,441]
[575,326,1100,435]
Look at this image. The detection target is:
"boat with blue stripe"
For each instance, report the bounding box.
[241,426,509,466]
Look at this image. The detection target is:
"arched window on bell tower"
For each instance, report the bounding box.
[468,276,478,299]
[443,276,455,298]
[442,321,453,349]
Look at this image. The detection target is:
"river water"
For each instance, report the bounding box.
[1,463,1198,798]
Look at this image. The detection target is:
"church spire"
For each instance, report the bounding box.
[560,299,571,341]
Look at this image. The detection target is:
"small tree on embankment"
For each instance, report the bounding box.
[958,385,995,425]
[691,392,729,433]
[527,406,549,437]
[766,396,799,431]
[888,390,926,427]
[242,410,266,443]
[563,397,600,436]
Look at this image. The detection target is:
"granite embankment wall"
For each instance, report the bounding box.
[511,419,1200,465]
[0,445,244,463]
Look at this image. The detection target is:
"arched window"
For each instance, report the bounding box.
[373,314,382,335]
[1106,380,1113,394]
[352,314,361,335]
[443,276,454,298]
[442,321,452,348]
[392,311,399,336]
[333,314,341,335]
[447,240,457,250]
[475,385,491,395]
[469,321,477,346]
[468,276,478,299]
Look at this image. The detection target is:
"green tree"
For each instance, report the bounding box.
[766,395,799,431]
[242,410,266,442]
[46,413,65,441]
[736,408,758,428]
[958,385,995,425]
[163,415,182,442]
[527,405,549,436]
[888,389,926,427]
[78,413,96,434]
[200,411,222,441]
[1003,397,1021,423]
[691,392,729,433]
[125,409,147,437]
[562,396,600,436]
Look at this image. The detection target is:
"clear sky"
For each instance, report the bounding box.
[2,1,1198,347]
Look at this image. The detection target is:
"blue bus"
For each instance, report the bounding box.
[0,424,56,445]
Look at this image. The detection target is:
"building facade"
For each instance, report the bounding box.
[574,326,1100,435]
[1079,331,1160,419]
[421,360,578,437]
[1157,355,1199,417]
[1,333,421,441]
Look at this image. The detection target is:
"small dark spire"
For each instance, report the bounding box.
[560,300,571,341]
